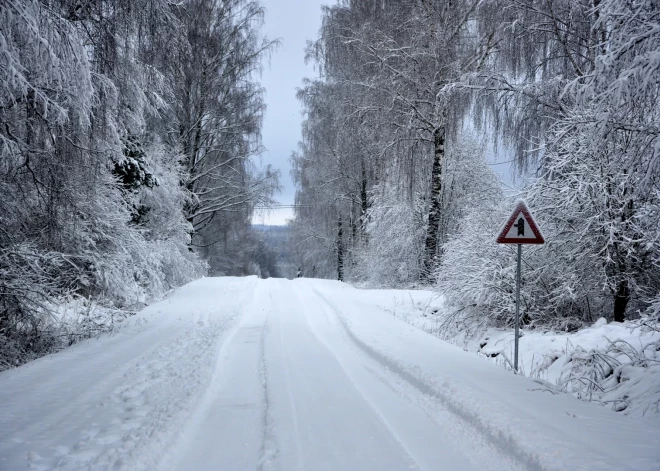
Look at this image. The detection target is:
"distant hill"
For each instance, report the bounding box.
[252,225,295,278]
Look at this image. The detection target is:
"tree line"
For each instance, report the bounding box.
[290,0,660,333]
[0,0,278,367]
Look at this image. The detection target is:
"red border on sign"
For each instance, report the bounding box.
[496,200,545,244]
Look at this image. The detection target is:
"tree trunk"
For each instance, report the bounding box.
[613,279,629,322]
[360,159,369,223]
[189,63,208,178]
[611,198,633,323]
[337,217,344,281]
[422,126,445,281]
[359,160,369,246]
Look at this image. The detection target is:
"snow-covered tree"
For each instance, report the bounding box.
[0,0,276,367]
[442,0,660,328]
[291,0,501,283]
[526,0,660,323]
[168,0,279,274]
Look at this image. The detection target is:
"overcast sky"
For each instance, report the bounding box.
[252,0,329,226]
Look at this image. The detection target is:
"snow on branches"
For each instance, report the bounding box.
[0,0,275,368]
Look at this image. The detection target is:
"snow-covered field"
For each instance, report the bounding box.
[1,277,658,470]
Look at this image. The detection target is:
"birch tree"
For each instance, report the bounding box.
[292,0,500,282]
[171,0,279,262]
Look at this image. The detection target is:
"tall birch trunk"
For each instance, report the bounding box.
[422,126,445,281]
[337,216,344,281]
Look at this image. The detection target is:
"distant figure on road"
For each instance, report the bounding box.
[296,268,302,278]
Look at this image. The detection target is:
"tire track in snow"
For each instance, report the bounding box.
[262,280,420,470]
[307,285,546,471]
[290,286,423,471]
[268,282,306,471]
[1,279,258,471]
[258,303,278,471]
[159,279,268,471]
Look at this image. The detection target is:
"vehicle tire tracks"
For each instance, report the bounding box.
[307,285,547,471]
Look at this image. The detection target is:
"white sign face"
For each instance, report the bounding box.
[503,213,536,240]
[496,200,545,245]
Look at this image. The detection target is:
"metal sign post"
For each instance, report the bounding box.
[515,243,521,372]
[496,200,545,374]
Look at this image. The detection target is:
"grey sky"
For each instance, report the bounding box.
[253,0,329,226]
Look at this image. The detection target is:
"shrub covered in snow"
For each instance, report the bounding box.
[388,291,660,418]
[0,297,137,371]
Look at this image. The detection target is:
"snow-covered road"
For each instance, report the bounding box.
[1,277,659,470]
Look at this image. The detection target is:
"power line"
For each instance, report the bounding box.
[253,204,338,209]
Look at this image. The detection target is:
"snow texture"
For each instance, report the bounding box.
[1,277,658,470]
[381,289,660,422]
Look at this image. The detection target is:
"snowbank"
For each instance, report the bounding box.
[348,285,660,423]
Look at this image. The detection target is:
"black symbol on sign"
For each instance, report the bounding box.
[514,217,525,236]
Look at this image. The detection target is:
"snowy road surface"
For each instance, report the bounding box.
[1,277,659,471]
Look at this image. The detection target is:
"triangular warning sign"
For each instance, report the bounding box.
[496,199,545,244]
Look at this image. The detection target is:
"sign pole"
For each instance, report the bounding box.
[515,243,521,373]
[496,199,544,375]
